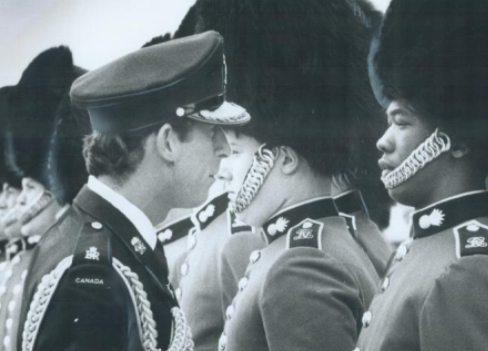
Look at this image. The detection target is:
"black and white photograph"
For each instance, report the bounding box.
[1,0,488,350]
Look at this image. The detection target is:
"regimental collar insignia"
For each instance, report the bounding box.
[131,237,147,255]
[287,219,324,250]
[334,190,368,217]
[455,220,488,258]
[193,192,229,231]
[412,191,488,239]
[155,214,194,245]
[227,210,253,236]
[262,197,338,245]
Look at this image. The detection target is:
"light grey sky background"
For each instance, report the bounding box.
[0,0,391,87]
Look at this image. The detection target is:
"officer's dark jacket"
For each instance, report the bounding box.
[17,186,178,351]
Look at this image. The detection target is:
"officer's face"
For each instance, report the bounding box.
[217,130,261,204]
[0,183,22,239]
[377,101,445,207]
[176,122,230,207]
[17,178,44,211]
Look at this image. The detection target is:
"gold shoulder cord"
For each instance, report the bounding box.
[22,257,194,351]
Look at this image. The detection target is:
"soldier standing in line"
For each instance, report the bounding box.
[195,0,383,350]
[355,1,488,350]
[17,32,250,351]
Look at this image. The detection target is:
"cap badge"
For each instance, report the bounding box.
[158,229,173,242]
[419,208,445,230]
[199,204,215,223]
[85,247,100,261]
[131,237,147,255]
[293,222,314,240]
[267,217,289,236]
[465,237,488,249]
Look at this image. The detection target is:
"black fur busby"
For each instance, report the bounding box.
[141,33,172,48]
[5,46,86,193]
[47,94,90,205]
[195,0,392,227]
[173,3,198,39]
[371,0,488,149]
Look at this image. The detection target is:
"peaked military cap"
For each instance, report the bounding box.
[71,31,250,133]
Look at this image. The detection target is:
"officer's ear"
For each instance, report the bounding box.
[279,146,300,175]
[155,123,181,164]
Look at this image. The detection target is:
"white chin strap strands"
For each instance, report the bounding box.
[18,191,55,225]
[231,144,277,213]
[382,128,451,189]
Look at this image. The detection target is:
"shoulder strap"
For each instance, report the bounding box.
[454,220,488,258]
[286,219,324,250]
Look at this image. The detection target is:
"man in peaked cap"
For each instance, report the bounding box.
[195,0,383,350]
[356,1,488,350]
[18,31,250,351]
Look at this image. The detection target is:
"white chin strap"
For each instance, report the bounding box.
[231,144,277,213]
[18,191,54,225]
[382,128,451,189]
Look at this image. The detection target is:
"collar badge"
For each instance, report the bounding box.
[199,204,215,223]
[158,229,173,242]
[85,247,100,261]
[131,237,147,255]
[267,217,289,236]
[419,208,445,230]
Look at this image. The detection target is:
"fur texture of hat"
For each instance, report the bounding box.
[195,0,391,227]
[5,46,85,191]
[371,0,488,143]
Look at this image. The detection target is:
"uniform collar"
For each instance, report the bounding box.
[412,190,488,239]
[87,176,156,250]
[191,192,229,231]
[262,196,338,244]
[155,214,194,245]
[334,189,368,217]
[227,209,254,235]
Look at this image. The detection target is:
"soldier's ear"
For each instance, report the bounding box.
[451,141,470,159]
[279,146,300,175]
[155,123,181,164]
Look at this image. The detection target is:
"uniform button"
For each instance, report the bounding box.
[219,333,227,351]
[175,288,182,301]
[21,270,28,280]
[91,221,103,230]
[362,311,372,328]
[188,236,197,250]
[5,270,12,279]
[353,348,360,351]
[3,336,9,348]
[250,250,261,264]
[181,263,189,277]
[225,305,235,320]
[238,277,249,291]
[381,277,390,293]
[0,286,6,296]
[5,318,12,330]
[8,301,16,313]
[13,284,22,295]
[395,244,408,261]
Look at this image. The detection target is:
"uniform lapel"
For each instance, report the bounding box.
[74,186,174,299]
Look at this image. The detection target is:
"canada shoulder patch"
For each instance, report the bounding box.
[454,220,488,258]
[286,219,323,250]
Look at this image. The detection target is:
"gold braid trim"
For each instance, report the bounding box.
[22,256,193,351]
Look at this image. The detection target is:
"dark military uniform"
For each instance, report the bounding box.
[156,214,194,278]
[334,190,393,277]
[18,186,186,351]
[219,197,379,351]
[356,191,488,351]
[171,193,261,351]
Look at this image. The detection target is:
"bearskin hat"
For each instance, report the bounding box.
[5,46,86,194]
[141,33,172,48]
[371,0,488,147]
[194,0,391,226]
[173,3,198,39]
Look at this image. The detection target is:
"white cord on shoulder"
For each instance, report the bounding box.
[231,144,277,213]
[382,128,451,189]
[22,256,193,351]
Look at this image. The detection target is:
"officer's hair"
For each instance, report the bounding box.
[83,119,193,182]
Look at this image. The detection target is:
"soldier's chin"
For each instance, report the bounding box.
[21,201,60,238]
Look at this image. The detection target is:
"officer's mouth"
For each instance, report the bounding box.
[378,159,395,178]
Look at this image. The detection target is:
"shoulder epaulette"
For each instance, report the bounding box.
[339,212,357,238]
[68,221,113,290]
[454,220,488,258]
[227,210,254,236]
[286,219,323,250]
